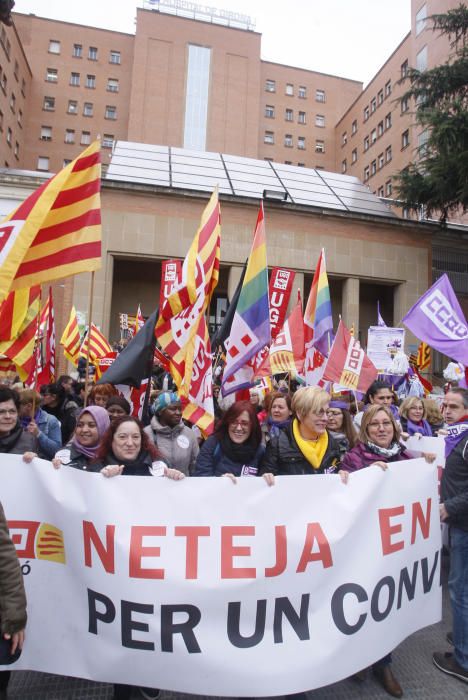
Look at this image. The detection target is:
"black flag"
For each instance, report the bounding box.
[211,261,247,350]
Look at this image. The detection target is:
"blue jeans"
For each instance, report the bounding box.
[449,527,468,670]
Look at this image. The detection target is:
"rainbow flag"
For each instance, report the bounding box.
[304,248,333,357]
[222,204,270,395]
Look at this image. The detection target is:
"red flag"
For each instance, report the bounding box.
[268,267,295,340]
[36,287,56,386]
[322,320,378,392]
[256,294,305,377]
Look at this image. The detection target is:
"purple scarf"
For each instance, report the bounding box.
[406,418,433,437]
[71,406,110,459]
[445,419,468,458]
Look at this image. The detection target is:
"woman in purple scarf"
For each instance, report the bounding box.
[399,397,434,437]
[52,405,110,471]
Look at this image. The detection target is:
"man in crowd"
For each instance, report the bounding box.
[434,387,468,684]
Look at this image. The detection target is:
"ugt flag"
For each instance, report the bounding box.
[402,274,468,366]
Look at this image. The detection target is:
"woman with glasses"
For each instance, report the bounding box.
[194,401,264,478]
[326,399,357,450]
[399,396,434,437]
[260,386,344,481]
[0,386,37,456]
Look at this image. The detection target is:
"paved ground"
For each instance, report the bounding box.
[7,554,467,699]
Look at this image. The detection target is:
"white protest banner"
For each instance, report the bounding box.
[0,457,441,696]
[367,326,406,372]
[403,436,446,468]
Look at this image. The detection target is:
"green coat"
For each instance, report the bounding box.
[0,502,27,635]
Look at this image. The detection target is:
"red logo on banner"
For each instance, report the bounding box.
[159,260,182,309]
[269,268,295,339]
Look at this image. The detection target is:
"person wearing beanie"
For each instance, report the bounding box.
[144,392,199,476]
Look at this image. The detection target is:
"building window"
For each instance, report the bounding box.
[184,44,210,151]
[17,109,22,127]
[342,159,347,173]
[298,111,306,124]
[285,108,293,121]
[46,68,58,82]
[88,46,98,61]
[378,152,384,169]
[285,83,294,96]
[83,102,93,117]
[63,159,72,167]
[416,45,427,72]
[73,43,82,58]
[37,156,49,171]
[316,165,324,170]
[298,85,307,99]
[315,89,325,102]
[264,157,273,162]
[102,134,114,148]
[110,50,121,64]
[371,128,377,144]
[9,92,15,112]
[68,99,78,114]
[416,4,427,35]
[0,72,6,93]
[14,141,19,158]
[418,129,429,156]
[284,160,292,165]
[265,104,275,118]
[6,127,12,145]
[297,136,306,150]
[351,119,357,135]
[402,207,410,219]
[81,130,91,145]
[385,145,392,162]
[0,110,3,130]
[48,40,61,54]
[351,148,357,163]
[364,106,369,121]
[265,79,276,92]
[43,96,55,111]
[40,125,52,141]
[70,72,80,87]
[370,97,377,113]
[401,96,409,113]
[284,134,293,147]
[378,89,384,105]
[315,114,325,127]
[264,130,274,144]
[401,59,409,79]
[385,80,392,96]
[385,112,392,129]
[364,135,370,151]
[21,78,26,97]
[401,129,410,149]
[371,159,377,175]
[86,74,96,89]
[107,78,119,93]
[105,105,117,120]
[65,129,75,144]
[364,165,370,181]
[377,120,384,137]
[315,139,325,153]
[342,131,347,145]
[385,180,392,196]
[13,60,18,80]
[378,185,385,197]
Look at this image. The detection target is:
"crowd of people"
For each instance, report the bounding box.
[0,369,467,699]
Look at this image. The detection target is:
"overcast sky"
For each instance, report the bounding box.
[13,0,411,85]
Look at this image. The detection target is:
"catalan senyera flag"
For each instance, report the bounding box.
[133,305,145,337]
[0,286,31,341]
[37,287,56,385]
[79,323,113,362]
[155,189,221,392]
[322,320,378,392]
[0,140,102,302]
[0,286,40,381]
[60,306,82,366]
[304,248,333,357]
[417,341,431,371]
[222,204,270,395]
[256,293,305,378]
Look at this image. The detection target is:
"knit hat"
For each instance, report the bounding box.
[152,391,179,415]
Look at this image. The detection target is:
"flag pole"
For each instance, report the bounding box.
[83,271,95,407]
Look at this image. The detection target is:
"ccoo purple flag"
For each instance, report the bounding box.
[402,274,468,365]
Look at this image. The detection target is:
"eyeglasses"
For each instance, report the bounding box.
[326,410,342,417]
[0,408,17,416]
[230,420,250,429]
[368,421,393,429]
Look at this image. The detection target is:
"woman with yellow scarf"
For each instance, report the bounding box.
[260,386,344,483]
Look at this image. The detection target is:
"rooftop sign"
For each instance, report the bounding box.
[142,0,256,31]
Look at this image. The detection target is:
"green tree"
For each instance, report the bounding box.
[395,4,468,225]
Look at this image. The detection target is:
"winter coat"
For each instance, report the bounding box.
[54,444,100,472]
[0,422,36,455]
[93,450,166,477]
[194,435,265,478]
[42,397,79,445]
[340,441,412,473]
[144,417,198,475]
[441,433,468,531]
[0,502,27,635]
[259,425,343,476]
